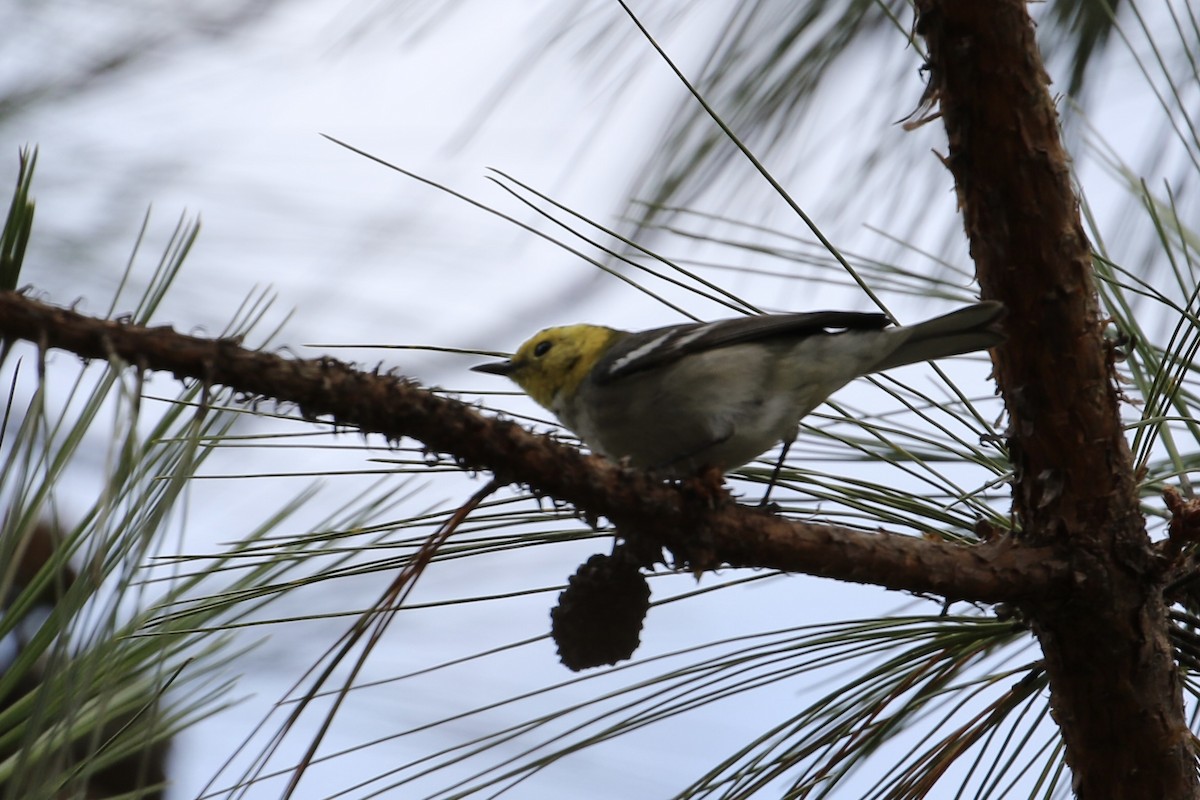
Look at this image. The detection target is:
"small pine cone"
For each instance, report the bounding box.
[551,553,651,671]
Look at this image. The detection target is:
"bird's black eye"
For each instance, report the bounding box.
[533,340,553,358]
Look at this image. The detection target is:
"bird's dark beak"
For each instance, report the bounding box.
[471,359,516,376]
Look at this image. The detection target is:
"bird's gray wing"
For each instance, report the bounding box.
[596,311,891,383]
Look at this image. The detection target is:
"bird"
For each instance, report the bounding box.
[473,301,1004,478]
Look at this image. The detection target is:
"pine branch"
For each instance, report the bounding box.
[915,0,1196,796]
[0,288,1066,603]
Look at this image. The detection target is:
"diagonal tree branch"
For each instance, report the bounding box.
[915,0,1195,796]
[0,288,1066,603]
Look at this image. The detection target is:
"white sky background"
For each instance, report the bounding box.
[0,1,1188,798]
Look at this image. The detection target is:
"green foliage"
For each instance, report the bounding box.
[0,200,400,799]
[0,147,35,292]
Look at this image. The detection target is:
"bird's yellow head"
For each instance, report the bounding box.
[472,324,622,410]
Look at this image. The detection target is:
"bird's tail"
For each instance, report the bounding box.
[872,301,1006,373]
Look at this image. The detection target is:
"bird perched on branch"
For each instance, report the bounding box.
[473,301,1004,478]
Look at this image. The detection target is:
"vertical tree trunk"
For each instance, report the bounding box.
[915,1,1197,796]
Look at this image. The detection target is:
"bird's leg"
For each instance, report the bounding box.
[760,437,793,508]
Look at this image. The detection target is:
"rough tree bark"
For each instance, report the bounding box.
[915,0,1196,796]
